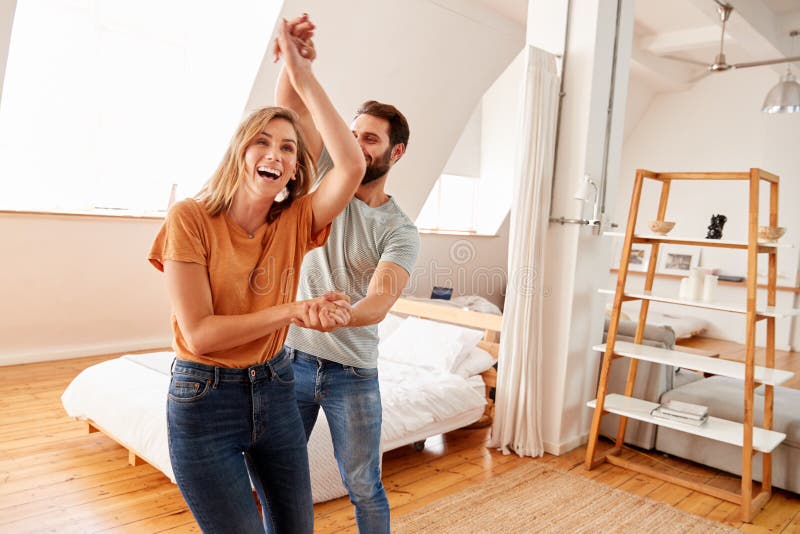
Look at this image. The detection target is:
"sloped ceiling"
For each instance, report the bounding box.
[247,0,525,219]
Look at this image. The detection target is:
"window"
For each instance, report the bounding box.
[416,174,479,233]
[0,0,278,215]
[416,101,482,234]
[415,49,524,235]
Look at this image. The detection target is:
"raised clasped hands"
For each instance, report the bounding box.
[273,13,317,70]
[294,290,352,332]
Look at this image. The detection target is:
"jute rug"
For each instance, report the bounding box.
[393,461,738,533]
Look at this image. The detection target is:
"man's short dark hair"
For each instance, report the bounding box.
[355,100,410,149]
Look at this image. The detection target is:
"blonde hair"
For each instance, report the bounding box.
[196,106,316,222]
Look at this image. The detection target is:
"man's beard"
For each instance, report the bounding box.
[361,147,392,185]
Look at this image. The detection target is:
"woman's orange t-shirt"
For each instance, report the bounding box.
[148,194,330,368]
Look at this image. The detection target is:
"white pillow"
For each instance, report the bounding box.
[378,316,483,373]
[378,313,404,341]
[452,346,496,378]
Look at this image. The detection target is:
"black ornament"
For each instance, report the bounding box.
[706,214,727,239]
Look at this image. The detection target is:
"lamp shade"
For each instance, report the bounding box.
[762,71,800,114]
[574,175,597,202]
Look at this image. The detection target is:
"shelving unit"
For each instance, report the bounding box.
[584,168,797,522]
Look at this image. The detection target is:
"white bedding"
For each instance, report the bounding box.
[62,351,486,503]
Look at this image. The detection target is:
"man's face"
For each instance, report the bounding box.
[351,114,395,185]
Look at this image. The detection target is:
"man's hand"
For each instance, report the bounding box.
[273,14,317,63]
[321,290,351,306]
[273,18,315,83]
[292,291,352,332]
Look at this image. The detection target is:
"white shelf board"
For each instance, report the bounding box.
[598,288,800,318]
[588,394,786,453]
[593,341,795,386]
[603,232,792,249]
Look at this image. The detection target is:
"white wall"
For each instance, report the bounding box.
[442,103,481,178]
[622,71,657,141]
[0,0,525,365]
[0,214,172,365]
[476,50,526,235]
[411,218,509,309]
[615,66,800,349]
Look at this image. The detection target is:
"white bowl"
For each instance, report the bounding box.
[648,220,675,236]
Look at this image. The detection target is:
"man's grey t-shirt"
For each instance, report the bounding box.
[285,149,420,368]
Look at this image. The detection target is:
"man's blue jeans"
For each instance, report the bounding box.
[167,349,314,534]
[289,347,390,534]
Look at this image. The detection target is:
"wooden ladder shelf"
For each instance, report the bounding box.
[584,168,790,522]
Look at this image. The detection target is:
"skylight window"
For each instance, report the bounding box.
[0,0,277,214]
[415,50,524,235]
[416,174,480,233]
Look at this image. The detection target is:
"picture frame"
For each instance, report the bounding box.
[658,245,701,275]
[613,241,651,272]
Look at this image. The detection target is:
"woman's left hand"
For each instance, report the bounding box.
[273,18,315,81]
[273,14,316,63]
[291,293,352,332]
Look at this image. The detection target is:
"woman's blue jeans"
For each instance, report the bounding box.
[167,348,313,534]
[290,347,390,534]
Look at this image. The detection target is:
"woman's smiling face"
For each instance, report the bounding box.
[242,117,298,199]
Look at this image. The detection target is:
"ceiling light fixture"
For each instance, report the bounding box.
[762,31,800,114]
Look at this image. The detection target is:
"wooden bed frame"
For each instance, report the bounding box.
[390,297,501,427]
[85,297,502,465]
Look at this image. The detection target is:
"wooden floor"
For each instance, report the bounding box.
[0,339,798,533]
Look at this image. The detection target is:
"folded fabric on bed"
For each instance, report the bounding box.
[378,316,483,374]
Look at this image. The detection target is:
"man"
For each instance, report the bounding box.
[277,15,419,534]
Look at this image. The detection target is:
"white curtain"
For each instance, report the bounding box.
[488,45,560,457]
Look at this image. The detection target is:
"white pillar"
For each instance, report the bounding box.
[526,0,635,454]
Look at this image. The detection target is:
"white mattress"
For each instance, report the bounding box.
[62,352,486,503]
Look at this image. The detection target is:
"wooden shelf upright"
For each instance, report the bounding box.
[584,168,793,522]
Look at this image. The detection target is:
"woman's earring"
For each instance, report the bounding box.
[275,186,289,202]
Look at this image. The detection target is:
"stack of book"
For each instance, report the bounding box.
[651,399,709,426]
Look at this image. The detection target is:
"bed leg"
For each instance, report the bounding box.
[128,449,143,466]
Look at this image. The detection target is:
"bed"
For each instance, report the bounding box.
[61,298,501,503]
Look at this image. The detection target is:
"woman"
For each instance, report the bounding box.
[148,20,365,533]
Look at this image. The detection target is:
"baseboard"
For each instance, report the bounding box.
[543,432,588,456]
[0,338,173,366]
